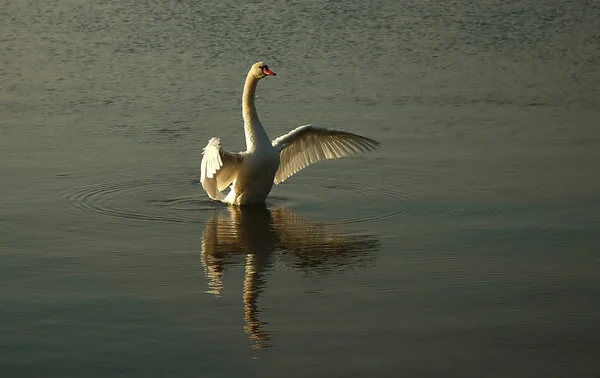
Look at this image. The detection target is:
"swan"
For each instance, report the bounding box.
[200,61,380,205]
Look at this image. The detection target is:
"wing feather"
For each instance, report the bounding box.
[271,125,380,184]
[200,137,242,200]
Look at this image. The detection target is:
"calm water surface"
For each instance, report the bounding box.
[1,0,599,376]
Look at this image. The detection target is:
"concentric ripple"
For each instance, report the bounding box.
[288,170,502,224]
[65,179,214,224]
[317,182,415,224]
[64,177,415,225]
[64,172,501,225]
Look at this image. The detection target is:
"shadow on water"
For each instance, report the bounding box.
[200,205,379,349]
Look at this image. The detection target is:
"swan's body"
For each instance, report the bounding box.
[201,62,380,205]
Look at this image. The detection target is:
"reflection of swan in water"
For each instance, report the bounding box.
[200,206,378,349]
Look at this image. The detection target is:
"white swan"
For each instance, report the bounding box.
[200,62,380,205]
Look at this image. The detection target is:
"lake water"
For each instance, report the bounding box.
[1,0,599,376]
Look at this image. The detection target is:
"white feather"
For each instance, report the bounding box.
[271,125,380,184]
[200,137,241,200]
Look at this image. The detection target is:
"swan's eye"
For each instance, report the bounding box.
[259,65,276,76]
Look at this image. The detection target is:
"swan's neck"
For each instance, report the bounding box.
[242,73,270,151]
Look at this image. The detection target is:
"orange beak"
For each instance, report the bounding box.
[262,67,276,76]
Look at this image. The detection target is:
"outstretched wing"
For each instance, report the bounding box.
[201,137,242,200]
[271,125,380,184]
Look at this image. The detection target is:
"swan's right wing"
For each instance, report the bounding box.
[201,137,242,200]
[271,125,380,184]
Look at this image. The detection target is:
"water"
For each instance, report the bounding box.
[1,0,599,376]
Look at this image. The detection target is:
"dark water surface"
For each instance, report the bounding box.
[2,0,599,376]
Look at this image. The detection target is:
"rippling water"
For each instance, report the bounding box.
[1,0,599,376]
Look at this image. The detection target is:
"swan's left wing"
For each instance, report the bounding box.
[271,125,380,184]
[201,137,242,200]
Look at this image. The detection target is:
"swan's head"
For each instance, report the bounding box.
[250,61,276,79]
